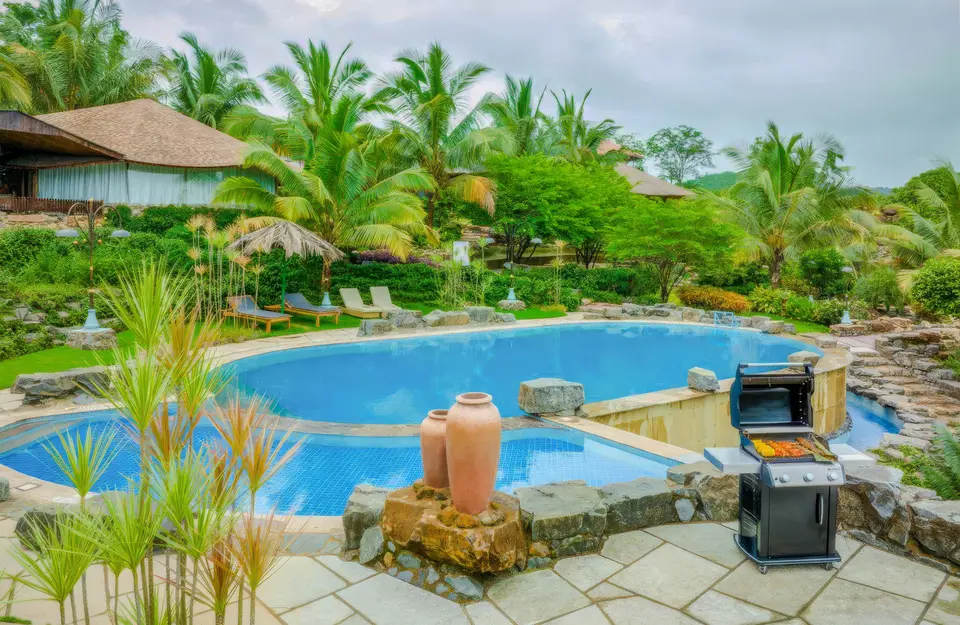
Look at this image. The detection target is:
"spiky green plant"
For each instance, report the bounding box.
[99,259,189,353]
[229,511,289,625]
[11,513,96,625]
[920,427,960,499]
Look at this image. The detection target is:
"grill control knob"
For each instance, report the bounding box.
[827,471,839,481]
[780,474,790,484]
[803,472,814,482]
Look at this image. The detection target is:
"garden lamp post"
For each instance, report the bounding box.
[55,200,129,330]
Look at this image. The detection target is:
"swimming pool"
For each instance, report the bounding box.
[0,411,677,515]
[226,322,817,424]
[835,392,903,451]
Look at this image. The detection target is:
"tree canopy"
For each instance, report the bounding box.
[645,125,715,184]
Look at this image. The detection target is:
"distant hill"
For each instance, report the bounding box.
[871,187,893,195]
[689,171,736,190]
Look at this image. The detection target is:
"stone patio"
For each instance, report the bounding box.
[3,518,957,625]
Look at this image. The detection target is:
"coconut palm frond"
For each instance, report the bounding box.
[227,219,343,262]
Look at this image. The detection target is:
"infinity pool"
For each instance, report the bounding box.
[0,411,676,515]
[226,322,816,424]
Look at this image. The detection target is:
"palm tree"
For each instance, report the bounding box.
[0,49,31,109]
[486,76,547,155]
[162,32,263,128]
[378,42,514,226]
[214,94,436,289]
[0,0,161,113]
[545,89,620,163]
[902,159,960,258]
[223,40,384,156]
[704,122,870,286]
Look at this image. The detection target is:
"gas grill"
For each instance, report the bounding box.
[705,362,874,574]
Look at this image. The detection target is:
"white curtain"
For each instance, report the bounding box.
[38,164,275,206]
[37,163,128,203]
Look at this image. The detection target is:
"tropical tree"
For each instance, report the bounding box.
[0,49,31,109]
[0,0,161,113]
[644,125,715,184]
[223,40,383,155]
[898,160,960,259]
[544,89,620,163]
[214,94,436,289]
[704,122,871,286]
[485,75,547,156]
[161,32,263,128]
[378,42,514,226]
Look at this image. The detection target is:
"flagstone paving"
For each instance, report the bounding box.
[3,518,960,625]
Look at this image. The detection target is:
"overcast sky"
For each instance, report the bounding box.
[119,0,958,187]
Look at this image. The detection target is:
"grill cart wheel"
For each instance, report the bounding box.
[822,563,833,571]
[759,565,768,574]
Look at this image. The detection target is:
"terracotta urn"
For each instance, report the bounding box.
[420,409,450,488]
[446,392,501,515]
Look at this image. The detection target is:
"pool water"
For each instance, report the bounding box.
[0,412,676,515]
[226,322,816,424]
[835,392,903,451]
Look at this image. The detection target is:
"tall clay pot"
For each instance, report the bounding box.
[420,409,449,488]
[446,392,501,514]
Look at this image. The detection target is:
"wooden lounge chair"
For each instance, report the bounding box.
[265,293,341,326]
[224,295,291,332]
[339,288,383,319]
[370,286,403,312]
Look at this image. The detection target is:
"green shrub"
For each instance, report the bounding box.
[784,295,815,320]
[676,285,750,313]
[798,248,852,297]
[810,299,845,326]
[911,257,960,316]
[16,283,86,313]
[109,205,273,236]
[854,268,905,312]
[748,286,793,315]
[695,261,769,295]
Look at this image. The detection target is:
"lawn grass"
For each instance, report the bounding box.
[740,311,830,334]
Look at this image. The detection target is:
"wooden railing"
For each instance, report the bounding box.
[0,197,88,214]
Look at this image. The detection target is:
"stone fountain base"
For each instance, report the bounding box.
[380,482,526,574]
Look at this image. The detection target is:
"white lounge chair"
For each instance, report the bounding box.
[339,288,383,319]
[370,286,403,312]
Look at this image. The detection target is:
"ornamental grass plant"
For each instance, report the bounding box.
[5,260,301,625]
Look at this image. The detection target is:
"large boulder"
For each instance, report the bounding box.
[357,319,397,337]
[62,327,117,351]
[497,299,526,311]
[788,351,821,367]
[868,317,915,333]
[384,309,424,329]
[380,487,525,573]
[465,306,495,324]
[424,310,470,327]
[494,312,516,324]
[687,368,719,392]
[691,472,739,522]
[515,481,606,541]
[838,465,915,546]
[600,478,677,533]
[908,500,960,566]
[517,378,585,415]
[13,366,109,404]
[15,506,61,551]
[342,484,389,550]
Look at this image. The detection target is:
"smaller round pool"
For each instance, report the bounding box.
[0,411,677,515]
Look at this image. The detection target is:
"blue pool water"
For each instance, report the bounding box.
[835,392,903,451]
[227,322,816,424]
[0,412,676,515]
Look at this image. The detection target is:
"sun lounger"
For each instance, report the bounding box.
[370,286,403,312]
[265,293,341,326]
[339,288,383,319]
[224,295,291,332]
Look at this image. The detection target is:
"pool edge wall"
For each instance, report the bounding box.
[580,343,851,453]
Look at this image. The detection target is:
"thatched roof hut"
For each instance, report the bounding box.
[614,164,696,199]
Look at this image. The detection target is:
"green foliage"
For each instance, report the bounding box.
[484,154,634,267]
[675,286,750,314]
[911,257,960,316]
[749,286,795,316]
[784,295,815,321]
[854,267,904,311]
[607,197,738,301]
[797,248,851,297]
[890,166,957,218]
[644,125,714,184]
[695,261,769,295]
[109,205,270,236]
[919,427,960,500]
[810,299,846,326]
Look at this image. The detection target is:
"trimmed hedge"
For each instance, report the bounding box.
[675,285,750,313]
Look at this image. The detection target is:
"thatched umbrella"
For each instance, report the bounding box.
[228,220,343,313]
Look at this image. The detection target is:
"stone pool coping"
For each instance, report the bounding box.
[0,313,838,530]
